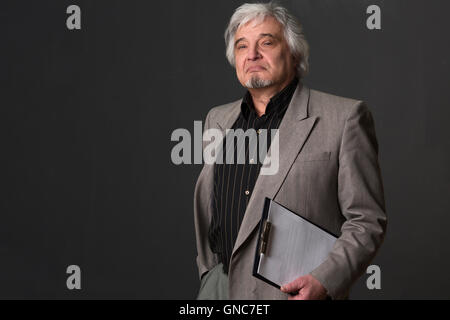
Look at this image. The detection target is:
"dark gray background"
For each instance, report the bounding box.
[1,0,449,299]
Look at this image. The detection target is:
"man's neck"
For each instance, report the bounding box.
[248,75,296,117]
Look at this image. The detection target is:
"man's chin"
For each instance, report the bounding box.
[244,77,274,89]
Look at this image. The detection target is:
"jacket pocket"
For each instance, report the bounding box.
[297,151,331,162]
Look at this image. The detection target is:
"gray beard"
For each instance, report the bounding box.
[245,76,274,89]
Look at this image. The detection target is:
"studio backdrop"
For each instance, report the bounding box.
[1,0,449,299]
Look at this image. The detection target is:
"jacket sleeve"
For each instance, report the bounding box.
[193,109,218,280]
[309,101,388,299]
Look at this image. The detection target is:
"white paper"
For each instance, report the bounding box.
[257,200,337,287]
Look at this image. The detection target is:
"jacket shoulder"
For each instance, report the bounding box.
[204,99,242,125]
[208,99,241,117]
[308,88,369,120]
[310,88,363,110]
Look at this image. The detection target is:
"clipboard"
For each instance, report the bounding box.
[252,197,338,289]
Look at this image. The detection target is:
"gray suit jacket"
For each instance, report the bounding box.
[193,83,387,299]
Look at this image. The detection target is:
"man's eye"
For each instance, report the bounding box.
[237,45,247,49]
[263,41,272,46]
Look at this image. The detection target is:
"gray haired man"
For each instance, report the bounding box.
[193,2,387,300]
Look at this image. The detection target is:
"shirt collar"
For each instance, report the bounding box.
[241,76,300,121]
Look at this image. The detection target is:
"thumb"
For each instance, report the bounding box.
[281,277,305,293]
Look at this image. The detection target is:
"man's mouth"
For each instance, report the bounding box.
[246,66,266,73]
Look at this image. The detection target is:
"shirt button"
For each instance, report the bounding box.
[245,190,250,196]
[250,158,255,164]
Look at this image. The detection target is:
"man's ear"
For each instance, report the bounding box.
[293,54,300,66]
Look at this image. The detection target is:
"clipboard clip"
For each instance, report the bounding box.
[259,220,272,255]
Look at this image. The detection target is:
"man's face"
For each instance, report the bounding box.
[234,16,296,89]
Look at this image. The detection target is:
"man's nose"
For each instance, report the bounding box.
[247,43,262,61]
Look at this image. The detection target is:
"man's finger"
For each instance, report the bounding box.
[287,289,306,300]
[281,277,305,293]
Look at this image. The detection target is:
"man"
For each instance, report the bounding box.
[193,2,387,300]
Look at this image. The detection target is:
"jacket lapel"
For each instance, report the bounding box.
[230,84,317,258]
[199,100,242,199]
[204,84,317,260]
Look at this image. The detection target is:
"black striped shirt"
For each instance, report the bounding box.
[208,77,299,274]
